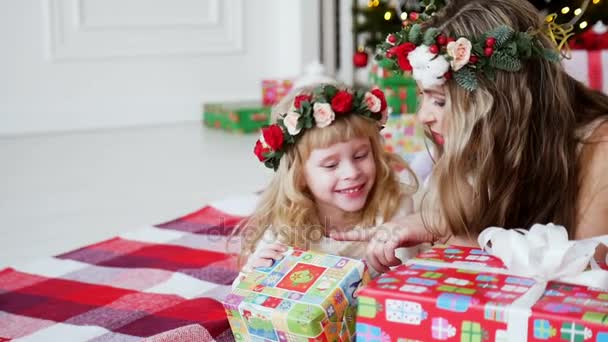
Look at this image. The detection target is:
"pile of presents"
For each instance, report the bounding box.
[202,60,426,162]
[224,245,608,341]
[202,80,293,133]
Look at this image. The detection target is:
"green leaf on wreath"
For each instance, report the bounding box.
[409,24,423,45]
[454,67,478,91]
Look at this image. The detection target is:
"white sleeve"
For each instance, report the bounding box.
[231,229,278,290]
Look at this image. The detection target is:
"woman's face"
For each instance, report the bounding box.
[417,82,448,146]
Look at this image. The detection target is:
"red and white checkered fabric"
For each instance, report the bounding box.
[0,195,259,341]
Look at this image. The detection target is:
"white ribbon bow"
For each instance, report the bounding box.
[477,223,608,341]
[478,223,608,289]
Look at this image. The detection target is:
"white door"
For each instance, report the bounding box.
[0,0,320,135]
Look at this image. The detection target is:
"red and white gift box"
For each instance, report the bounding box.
[356,224,608,342]
[562,49,608,94]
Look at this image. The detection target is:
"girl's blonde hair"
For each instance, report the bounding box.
[234,87,418,265]
[421,0,608,239]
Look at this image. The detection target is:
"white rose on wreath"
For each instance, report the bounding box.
[408,44,450,88]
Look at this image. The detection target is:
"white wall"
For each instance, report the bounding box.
[0,0,320,135]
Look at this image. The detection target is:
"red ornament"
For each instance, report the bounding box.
[387,34,397,44]
[429,44,439,54]
[437,35,447,46]
[353,51,369,68]
[484,47,494,57]
[444,71,453,80]
[469,55,479,64]
[485,37,496,48]
[409,12,419,21]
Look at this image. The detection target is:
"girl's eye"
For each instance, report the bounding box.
[354,151,369,160]
[322,163,338,169]
[434,100,446,107]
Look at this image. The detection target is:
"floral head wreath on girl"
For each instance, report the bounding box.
[378,0,562,91]
[254,84,389,170]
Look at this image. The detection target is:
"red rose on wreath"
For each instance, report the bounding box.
[293,94,312,109]
[370,89,387,113]
[261,124,284,150]
[331,91,354,114]
[389,42,416,72]
[253,140,270,161]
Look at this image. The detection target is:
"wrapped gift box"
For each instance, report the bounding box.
[356,245,608,341]
[562,49,608,94]
[369,60,419,114]
[203,101,270,133]
[224,248,371,341]
[262,79,294,106]
[382,113,426,162]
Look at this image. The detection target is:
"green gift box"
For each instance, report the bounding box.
[369,61,419,114]
[223,248,371,341]
[203,101,271,133]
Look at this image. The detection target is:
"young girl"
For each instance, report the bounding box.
[232,84,419,282]
[333,0,608,269]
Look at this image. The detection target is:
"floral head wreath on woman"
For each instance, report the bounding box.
[254,84,389,170]
[378,0,562,91]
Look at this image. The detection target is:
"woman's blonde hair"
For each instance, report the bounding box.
[421,0,608,239]
[234,87,418,265]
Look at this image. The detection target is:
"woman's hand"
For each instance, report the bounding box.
[243,243,288,271]
[330,214,435,273]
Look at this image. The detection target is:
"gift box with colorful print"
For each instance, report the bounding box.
[382,113,426,162]
[223,248,371,341]
[369,60,419,114]
[356,243,608,342]
[262,79,294,106]
[203,101,270,133]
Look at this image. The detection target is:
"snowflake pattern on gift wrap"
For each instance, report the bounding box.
[399,284,428,293]
[534,319,557,339]
[276,300,293,312]
[560,322,592,342]
[261,272,286,287]
[436,293,477,312]
[431,317,456,340]
[385,299,428,325]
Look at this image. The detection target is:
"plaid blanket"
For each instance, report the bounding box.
[0,194,259,341]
